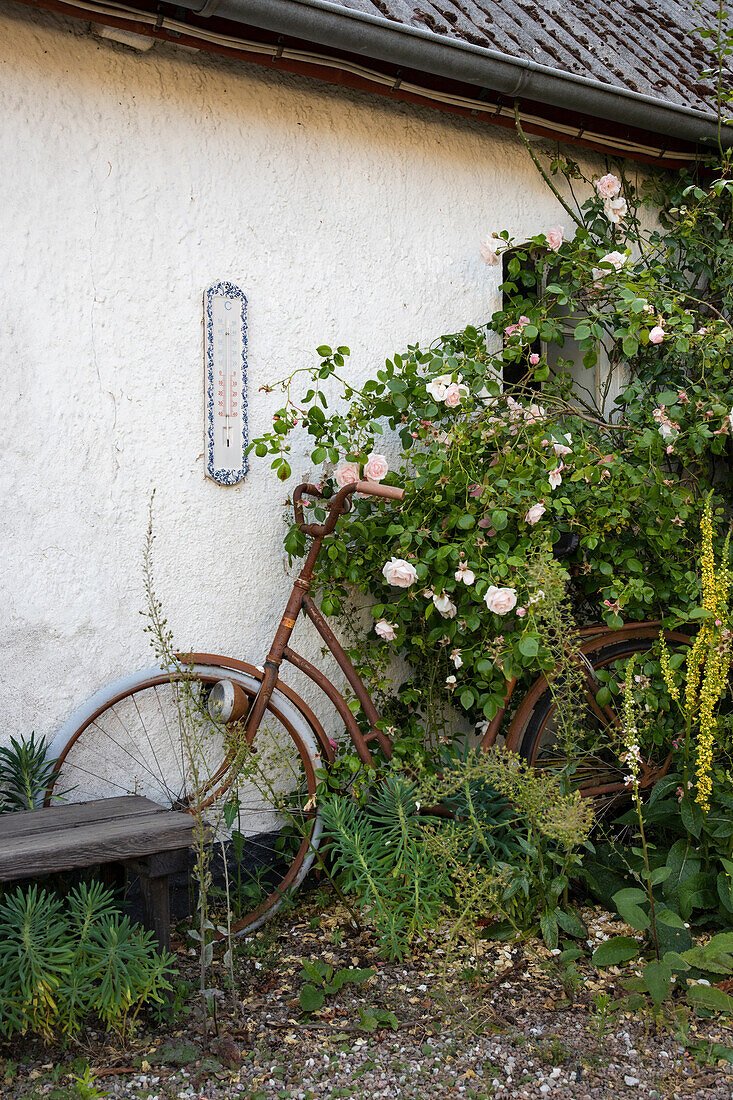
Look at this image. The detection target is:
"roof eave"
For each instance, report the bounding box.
[183,0,730,148]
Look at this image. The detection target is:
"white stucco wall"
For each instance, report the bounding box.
[0,1,609,754]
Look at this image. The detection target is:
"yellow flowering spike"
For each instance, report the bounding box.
[684,625,708,719]
[691,499,731,812]
[658,632,680,704]
[700,497,717,613]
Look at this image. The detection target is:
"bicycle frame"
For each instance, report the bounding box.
[218,479,691,802]
[234,480,403,768]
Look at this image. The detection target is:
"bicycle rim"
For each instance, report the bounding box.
[46,663,325,934]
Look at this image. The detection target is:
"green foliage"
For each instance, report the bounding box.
[250,127,733,989]
[298,959,374,1012]
[321,750,592,958]
[249,152,733,770]
[0,882,176,1038]
[593,925,733,1020]
[356,1006,399,1031]
[320,776,449,958]
[70,1066,106,1100]
[0,732,62,812]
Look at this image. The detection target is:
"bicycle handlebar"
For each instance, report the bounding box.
[292,479,404,537]
[354,480,405,501]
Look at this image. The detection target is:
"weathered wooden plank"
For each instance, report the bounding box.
[0,796,163,841]
[0,813,195,881]
[139,872,173,951]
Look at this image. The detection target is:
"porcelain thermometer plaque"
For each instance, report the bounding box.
[204,281,248,485]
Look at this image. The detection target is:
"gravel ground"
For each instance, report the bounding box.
[3,891,733,1100]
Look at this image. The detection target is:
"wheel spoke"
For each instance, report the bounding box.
[48,663,322,935]
[130,693,177,803]
[88,717,171,800]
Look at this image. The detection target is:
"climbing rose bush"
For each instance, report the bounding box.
[251,156,733,735]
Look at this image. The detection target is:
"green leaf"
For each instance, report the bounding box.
[518,635,539,658]
[663,839,701,899]
[655,908,685,929]
[613,888,651,930]
[663,950,691,973]
[657,390,679,405]
[329,967,375,991]
[718,871,733,914]
[687,984,733,1015]
[555,908,587,939]
[595,685,612,708]
[680,798,704,839]
[460,689,475,710]
[678,871,711,920]
[592,936,641,967]
[656,916,693,955]
[540,910,558,950]
[643,959,672,1006]
[299,983,325,1012]
[316,345,332,357]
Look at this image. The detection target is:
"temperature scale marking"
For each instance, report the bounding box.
[204,281,248,485]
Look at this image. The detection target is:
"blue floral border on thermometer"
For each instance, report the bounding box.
[204,281,248,485]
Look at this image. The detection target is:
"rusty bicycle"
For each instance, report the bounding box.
[46,479,692,934]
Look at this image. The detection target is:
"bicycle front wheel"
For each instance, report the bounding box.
[46,660,325,934]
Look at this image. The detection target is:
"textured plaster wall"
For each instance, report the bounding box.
[0,1,604,750]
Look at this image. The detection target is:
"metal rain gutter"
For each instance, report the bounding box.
[174,0,729,148]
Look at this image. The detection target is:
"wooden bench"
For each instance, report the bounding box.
[0,795,197,950]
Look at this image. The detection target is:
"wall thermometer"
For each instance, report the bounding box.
[204,281,248,485]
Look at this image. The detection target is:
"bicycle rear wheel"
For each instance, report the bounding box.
[45,660,325,934]
[505,628,692,811]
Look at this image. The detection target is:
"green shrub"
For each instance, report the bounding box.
[0,732,61,812]
[0,881,176,1038]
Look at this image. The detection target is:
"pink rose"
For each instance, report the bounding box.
[598,250,627,272]
[546,226,564,252]
[480,235,501,266]
[375,619,397,640]
[455,561,475,585]
[595,173,621,199]
[529,353,540,366]
[484,586,518,615]
[433,591,457,619]
[603,197,627,224]
[335,463,359,488]
[525,503,546,525]
[649,326,665,344]
[426,374,451,401]
[516,606,527,618]
[382,557,418,588]
[549,468,562,490]
[364,453,389,482]
[443,383,463,408]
